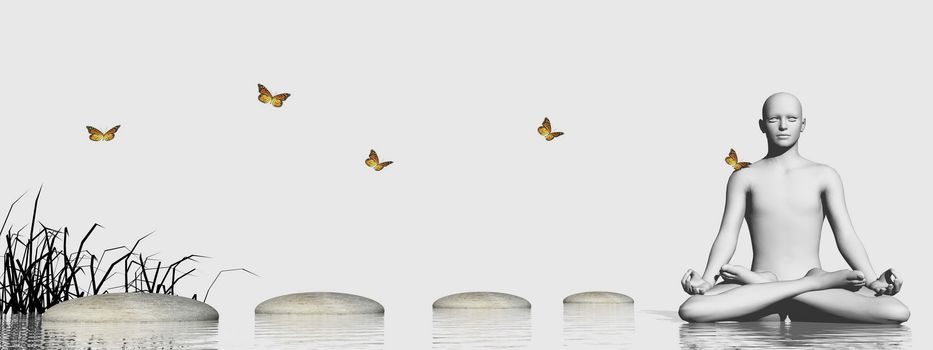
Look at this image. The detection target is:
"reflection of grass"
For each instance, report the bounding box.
[0,189,253,314]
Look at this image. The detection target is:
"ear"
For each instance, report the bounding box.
[800,117,807,132]
[758,118,766,133]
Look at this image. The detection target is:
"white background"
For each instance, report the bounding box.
[1,1,931,348]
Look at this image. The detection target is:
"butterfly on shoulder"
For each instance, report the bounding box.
[86,125,121,141]
[257,83,290,107]
[365,149,393,171]
[537,117,564,141]
[725,148,751,171]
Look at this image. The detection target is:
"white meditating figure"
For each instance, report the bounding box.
[678,92,910,323]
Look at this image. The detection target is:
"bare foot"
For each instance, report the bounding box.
[718,264,778,284]
[805,268,866,291]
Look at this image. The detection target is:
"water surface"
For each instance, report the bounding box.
[433,308,531,349]
[0,309,920,349]
[678,320,912,349]
[1,315,218,349]
[563,303,635,349]
[254,313,384,349]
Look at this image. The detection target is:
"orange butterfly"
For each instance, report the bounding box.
[86,125,121,141]
[537,117,564,141]
[365,149,393,171]
[725,148,751,171]
[257,84,290,107]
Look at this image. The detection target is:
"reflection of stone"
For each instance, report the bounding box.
[563,304,635,349]
[433,292,531,309]
[38,317,218,348]
[255,314,384,349]
[42,293,219,322]
[433,308,531,349]
[563,291,634,304]
[255,292,384,315]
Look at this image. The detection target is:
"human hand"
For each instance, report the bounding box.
[681,269,714,295]
[867,268,903,296]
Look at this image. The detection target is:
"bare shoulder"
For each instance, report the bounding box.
[804,161,844,188]
[726,165,758,188]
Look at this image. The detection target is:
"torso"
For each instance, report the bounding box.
[742,158,831,280]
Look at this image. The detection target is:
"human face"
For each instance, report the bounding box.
[760,112,804,147]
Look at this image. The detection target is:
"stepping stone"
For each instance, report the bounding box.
[433,292,531,309]
[42,293,218,322]
[255,292,384,315]
[563,291,634,304]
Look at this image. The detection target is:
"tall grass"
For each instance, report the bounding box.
[0,189,241,315]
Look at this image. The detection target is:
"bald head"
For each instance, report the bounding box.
[762,92,802,118]
[759,92,805,148]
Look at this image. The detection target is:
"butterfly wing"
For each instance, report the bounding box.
[365,150,380,167]
[725,149,751,171]
[86,126,105,141]
[258,84,273,104]
[725,149,739,168]
[538,118,552,136]
[102,125,121,141]
[271,93,291,107]
[545,132,564,141]
[374,161,393,171]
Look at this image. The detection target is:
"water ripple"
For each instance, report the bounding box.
[254,313,384,350]
[563,304,635,349]
[1,315,219,350]
[433,309,532,349]
[679,321,912,350]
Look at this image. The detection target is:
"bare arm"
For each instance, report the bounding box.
[699,171,749,283]
[823,168,879,281]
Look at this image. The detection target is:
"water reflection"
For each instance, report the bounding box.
[254,313,384,349]
[679,321,912,349]
[1,315,218,349]
[563,304,635,349]
[433,309,531,349]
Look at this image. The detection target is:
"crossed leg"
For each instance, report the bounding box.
[680,265,910,323]
[679,266,910,324]
[785,269,910,324]
[679,281,785,322]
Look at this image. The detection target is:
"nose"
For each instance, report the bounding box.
[778,118,788,131]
